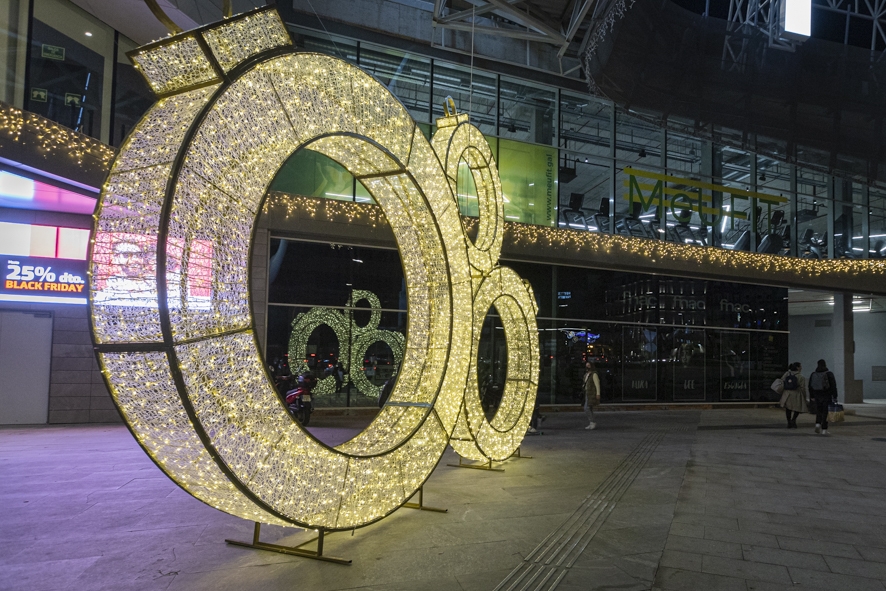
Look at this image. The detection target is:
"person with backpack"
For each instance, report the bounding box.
[779,362,807,429]
[809,359,838,435]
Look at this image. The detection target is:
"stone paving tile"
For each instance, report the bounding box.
[659,549,702,571]
[700,555,792,585]
[653,566,747,591]
[786,566,886,591]
[857,545,886,563]
[666,534,742,559]
[4,408,886,591]
[668,521,704,539]
[775,535,863,559]
[825,555,886,579]
[741,545,829,571]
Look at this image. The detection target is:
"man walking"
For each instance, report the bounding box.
[809,359,838,435]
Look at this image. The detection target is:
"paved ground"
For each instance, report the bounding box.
[2,406,886,591]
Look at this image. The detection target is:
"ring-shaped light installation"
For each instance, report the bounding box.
[89,7,537,531]
[287,290,405,398]
[449,267,540,461]
[91,11,472,530]
[433,118,539,462]
[431,117,504,275]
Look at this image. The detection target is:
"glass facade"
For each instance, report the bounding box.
[267,239,788,408]
[5,0,882,256]
[274,24,886,261]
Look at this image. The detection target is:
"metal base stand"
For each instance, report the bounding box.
[226,522,351,565]
[509,446,533,459]
[402,485,447,513]
[447,456,505,471]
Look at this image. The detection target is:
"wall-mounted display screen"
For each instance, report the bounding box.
[91,232,213,309]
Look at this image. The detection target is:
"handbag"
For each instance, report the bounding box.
[770,378,784,395]
[827,402,845,424]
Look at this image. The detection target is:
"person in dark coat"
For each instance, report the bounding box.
[808,359,838,435]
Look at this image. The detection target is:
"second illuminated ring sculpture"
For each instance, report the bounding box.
[288,290,406,398]
[89,7,538,532]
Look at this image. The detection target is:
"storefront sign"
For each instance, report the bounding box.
[1,255,87,304]
[623,168,787,225]
[41,44,65,61]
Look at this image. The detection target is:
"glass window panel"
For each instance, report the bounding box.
[669,327,706,401]
[553,319,615,405]
[719,331,750,401]
[614,164,658,240]
[499,77,555,145]
[296,30,357,63]
[869,206,886,259]
[28,0,114,141]
[268,241,404,310]
[558,155,610,232]
[616,111,661,164]
[431,63,496,135]
[359,44,431,125]
[621,326,658,401]
[559,92,610,159]
[870,186,886,211]
[270,149,372,204]
[1,0,28,106]
[498,138,557,226]
[111,35,153,147]
[667,134,703,178]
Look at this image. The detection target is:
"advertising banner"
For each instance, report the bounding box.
[498,139,557,227]
[1,255,88,304]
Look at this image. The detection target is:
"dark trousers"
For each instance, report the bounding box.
[784,408,799,425]
[813,394,830,429]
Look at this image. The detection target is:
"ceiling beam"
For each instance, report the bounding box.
[434,20,558,42]
[483,0,568,43]
[436,0,522,24]
[559,0,598,57]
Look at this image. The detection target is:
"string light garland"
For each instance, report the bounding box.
[0,102,115,166]
[89,6,537,532]
[264,193,886,295]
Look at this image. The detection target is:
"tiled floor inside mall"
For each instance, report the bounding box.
[3,405,886,591]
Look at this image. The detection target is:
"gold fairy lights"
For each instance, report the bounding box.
[265,191,886,293]
[0,102,115,166]
[90,6,536,532]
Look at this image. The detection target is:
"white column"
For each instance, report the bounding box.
[833,292,863,403]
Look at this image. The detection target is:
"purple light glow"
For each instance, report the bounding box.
[0,170,97,215]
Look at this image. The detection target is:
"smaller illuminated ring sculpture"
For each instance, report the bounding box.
[433,115,540,462]
[287,290,405,398]
[89,7,538,532]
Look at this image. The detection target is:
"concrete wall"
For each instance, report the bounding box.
[789,312,886,401]
[0,302,118,423]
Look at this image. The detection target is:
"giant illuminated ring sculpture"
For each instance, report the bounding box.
[89,7,537,531]
[288,290,405,398]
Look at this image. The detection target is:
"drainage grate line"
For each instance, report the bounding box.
[493,431,667,591]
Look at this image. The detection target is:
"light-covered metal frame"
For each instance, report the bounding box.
[287,290,406,398]
[89,6,538,532]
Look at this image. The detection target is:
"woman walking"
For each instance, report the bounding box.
[809,359,838,435]
[583,362,601,430]
[779,362,807,428]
